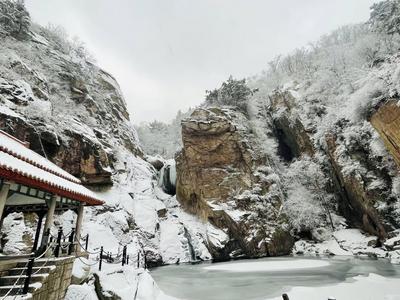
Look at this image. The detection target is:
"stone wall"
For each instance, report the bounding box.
[31,257,74,300]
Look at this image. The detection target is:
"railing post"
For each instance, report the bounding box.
[32,211,45,254]
[85,234,89,251]
[22,258,34,294]
[126,255,129,265]
[99,246,103,271]
[68,229,75,255]
[38,228,50,256]
[55,227,63,257]
[122,246,127,266]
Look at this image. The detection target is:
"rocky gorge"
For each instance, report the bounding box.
[1,0,400,299]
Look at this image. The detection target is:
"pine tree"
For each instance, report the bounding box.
[205,76,256,114]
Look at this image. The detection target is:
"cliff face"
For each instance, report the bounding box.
[174,82,400,260]
[176,107,293,260]
[268,89,400,239]
[0,2,215,273]
[269,91,314,160]
[0,21,141,185]
[371,100,400,168]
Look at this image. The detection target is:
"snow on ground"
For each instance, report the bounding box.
[159,217,190,264]
[265,273,400,300]
[65,284,98,300]
[293,228,395,260]
[203,259,330,272]
[78,261,179,300]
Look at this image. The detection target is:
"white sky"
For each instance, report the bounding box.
[25,0,377,123]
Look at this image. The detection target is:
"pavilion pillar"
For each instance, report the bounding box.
[43,195,58,232]
[75,203,85,252]
[39,195,58,253]
[0,183,10,224]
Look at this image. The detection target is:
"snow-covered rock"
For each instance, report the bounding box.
[175,107,293,260]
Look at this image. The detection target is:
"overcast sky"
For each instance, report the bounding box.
[25,0,376,124]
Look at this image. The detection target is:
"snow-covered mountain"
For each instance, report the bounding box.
[2,0,400,299]
[170,12,400,264]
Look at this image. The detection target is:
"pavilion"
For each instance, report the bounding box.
[0,130,104,256]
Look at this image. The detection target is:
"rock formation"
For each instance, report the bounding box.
[0,17,141,185]
[266,88,400,243]
[176,107,293,260]
[269,90,314,160]
[0,1,213,273]
[370,100,400,168]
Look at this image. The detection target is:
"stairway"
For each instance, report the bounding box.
[0,259,56,298]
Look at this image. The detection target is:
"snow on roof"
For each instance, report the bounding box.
[0,130,81,184]
[0,131,103,206]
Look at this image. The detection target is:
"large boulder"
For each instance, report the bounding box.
[176,107,293,260]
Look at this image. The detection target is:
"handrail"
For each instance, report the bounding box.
[0,253,34,261]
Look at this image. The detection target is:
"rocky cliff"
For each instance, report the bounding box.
[176,107,293,259]
[0,0,215,276]
[0,27,141,185]
[174,49,400,261]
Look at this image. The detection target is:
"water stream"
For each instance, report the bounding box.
[151,256,400,300]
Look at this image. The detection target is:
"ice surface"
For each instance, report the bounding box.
[265,273,400,300]
[203,259,330,272]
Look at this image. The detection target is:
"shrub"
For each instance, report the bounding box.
[205,76,257,114]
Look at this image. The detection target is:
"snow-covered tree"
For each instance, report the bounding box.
[135,109,193,159]
[0,0,30,39]
[283,157,334,233]
[205,76,257,114]
[370,0,400,35]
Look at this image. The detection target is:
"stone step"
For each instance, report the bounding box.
[0,274,48,286]
[0,284,37,296]
[7,266,54,276]
[16,259,56,268]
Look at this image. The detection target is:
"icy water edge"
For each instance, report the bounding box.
[150,256,400,300]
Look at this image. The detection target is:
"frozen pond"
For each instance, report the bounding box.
[151,256,400,300]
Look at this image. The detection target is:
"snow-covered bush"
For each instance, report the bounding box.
[205,76,257,114]
[0,0,30,39]
[283,157,334,233]
[285,185,325,232]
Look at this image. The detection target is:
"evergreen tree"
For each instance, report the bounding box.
[205,76,256,114]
